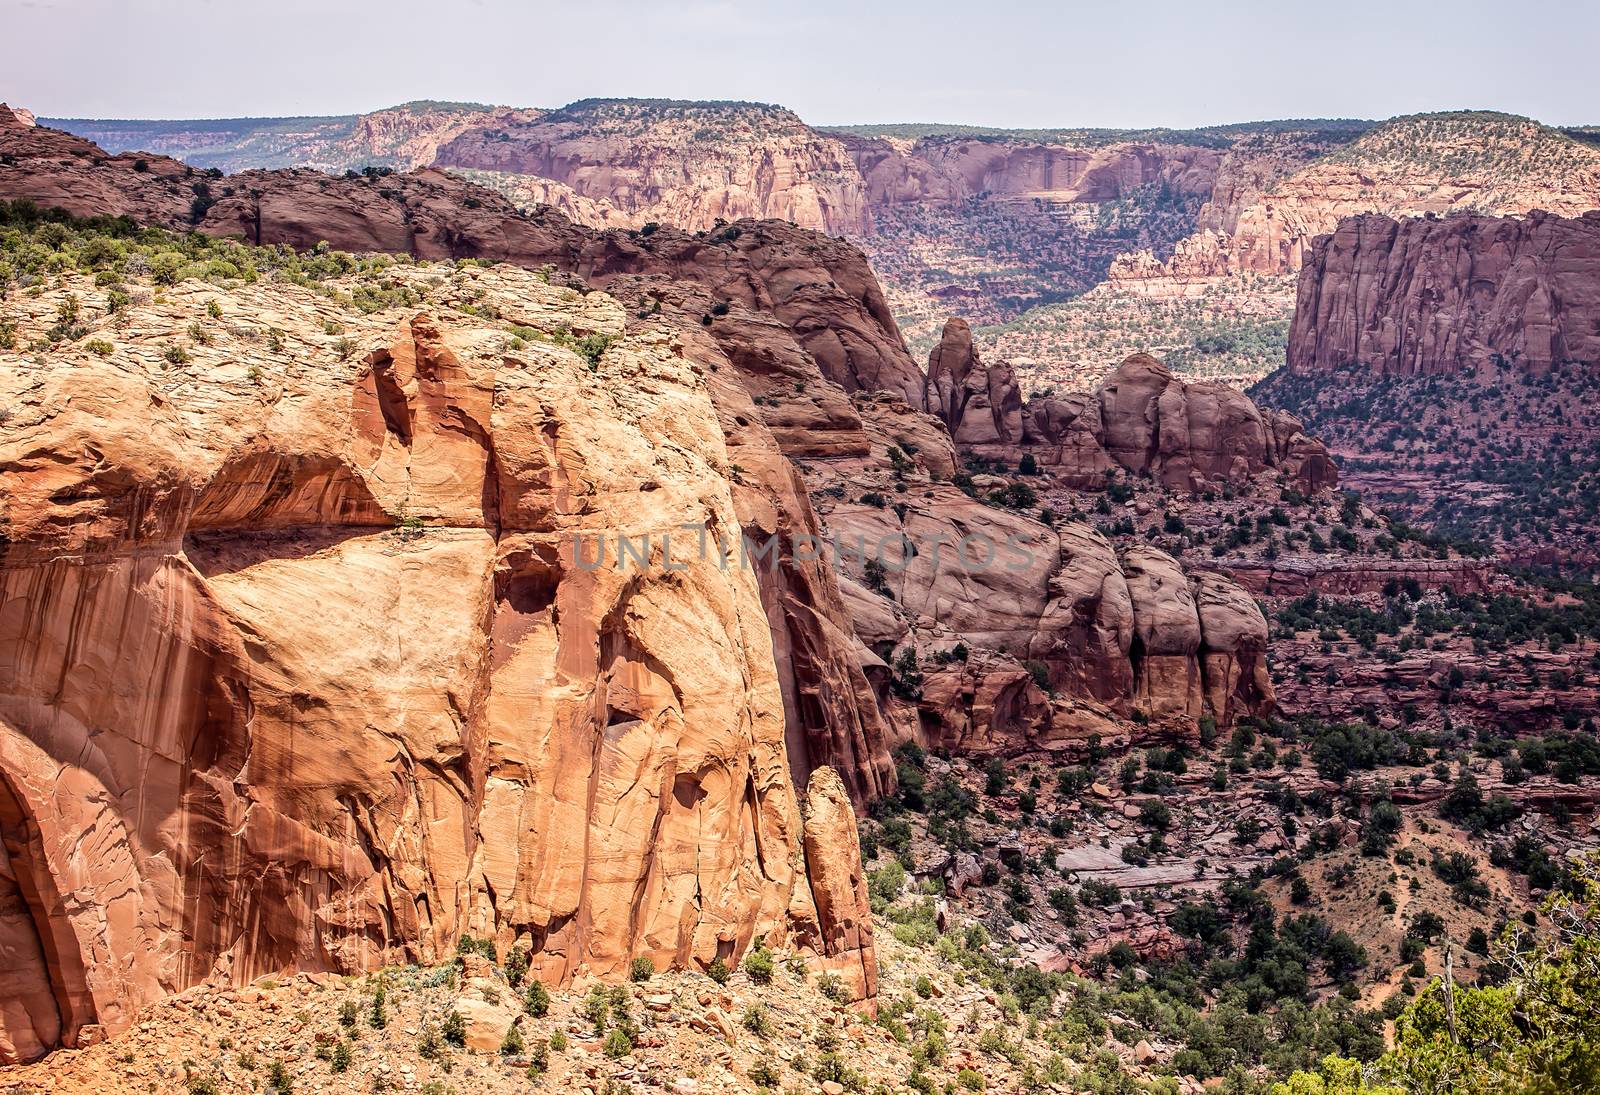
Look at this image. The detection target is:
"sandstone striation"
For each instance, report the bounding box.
[0,263,879,1061]
[0,113,925,408]
[1286,210,1600,376]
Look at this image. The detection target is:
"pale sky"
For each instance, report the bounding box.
[6,0,1597,129]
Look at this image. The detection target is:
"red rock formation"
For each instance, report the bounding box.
[0,118,916,810]
[840,135,1219,209]
[0,118,925,409]
[434,100,872,236]
[923,321,1336,494]
[1121,546,1205,719]
[0,263,880,1060]
[1287,210,1600,376]
[925,317,1023,447]
[799,768,877,998]
[1111,114,1600,282]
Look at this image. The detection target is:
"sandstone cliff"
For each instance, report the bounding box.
[0,259,882,1061]
[0,118,1307,1063]
[1286,209,1600,375]
[434,100,873,236]
[1113,112,1600,281]
[925,319,1336,493]
[0,112,924,408]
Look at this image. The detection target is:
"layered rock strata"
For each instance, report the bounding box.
[0,265,877,1060]
[1287,210,1600,376]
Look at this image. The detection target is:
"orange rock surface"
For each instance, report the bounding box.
[0,264,876,1060]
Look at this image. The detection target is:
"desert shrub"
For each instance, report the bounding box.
[743,945,775,984]
[744,1002,774,1036]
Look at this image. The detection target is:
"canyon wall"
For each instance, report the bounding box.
[0,262,880,1061]
[0,115,1301,1062]
[1112,113,1600,282]
[1286,210,1600,375]
[47,100,1223,238]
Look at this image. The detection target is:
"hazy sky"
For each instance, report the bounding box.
[6,0,1597,128]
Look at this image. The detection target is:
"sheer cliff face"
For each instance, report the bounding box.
[0,265,877,1061]
[1287,210,1600,376]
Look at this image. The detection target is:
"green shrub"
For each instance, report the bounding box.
[707,956,731,984]
[524,979,550,1016]
[629,956,655,982]
[603,1028,633,1058]
[441,1009,466,1046]
[743,945,775,985]
[504,946,529,988]
[744,1003,774,1036]
[500,1023,525,1056]
[816,972,851,1003]
[749,1059,782,1088]
[525,1037,550,1074]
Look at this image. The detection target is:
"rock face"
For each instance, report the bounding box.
[0,117,916,812]
[1287,210,1600,376]
[0,115,924,409]
[923,321,1336,494]
[806,446,1277,750]
[0,260,879,1060]
[841,135,1218,210]
[434,100,873,236]
[1113,112,1600,281]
